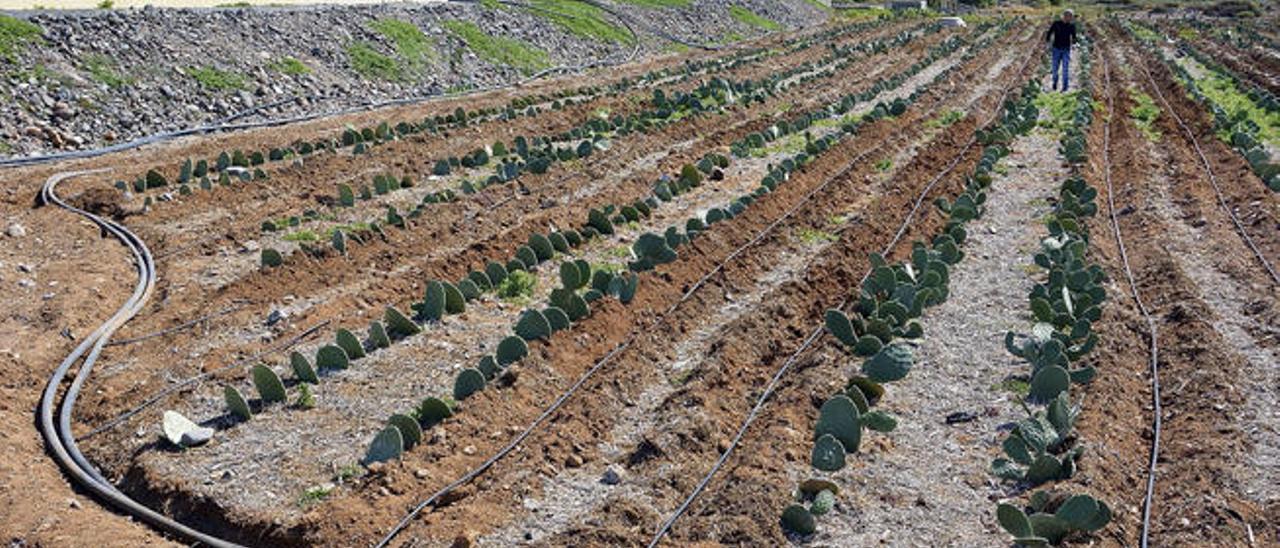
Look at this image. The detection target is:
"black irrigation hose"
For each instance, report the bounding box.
[647,45,1040,547]
[0,0,643,171]
[38,169,245,548]
[1097,49,1161,548]
[1132,40,1279,286]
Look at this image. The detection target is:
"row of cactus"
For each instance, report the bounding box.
[113,16,904,210]
[1129,22,1280,192]
[222,308,408,423]
[994,62,1112,545]
[780,19,1023,536]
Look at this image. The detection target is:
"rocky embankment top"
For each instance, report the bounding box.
[0,0,826,158]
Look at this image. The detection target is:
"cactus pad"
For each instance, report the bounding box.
[389,413,422,450]
[316,345,349,370]
[290,351,319,383]
[224,385,252,421]
[251,364,287,403]
[363,426,404,465]
[384,306,421,337]
[336,328,366,359]
[861,344,913,383]
[815,395,862,453]
[453,368,487,400]
[811,433,847,471]
[496,335,529,365]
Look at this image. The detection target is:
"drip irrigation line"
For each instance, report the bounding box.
[105,304,245,347]
[38,169,245,547]
[379,25,1027,547]
[1099,44,1162,548]
[647,45,1040,547]
[82,319,330,440]
[1133,38,1279,286]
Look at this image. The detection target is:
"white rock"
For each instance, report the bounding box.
[6,223,26,238]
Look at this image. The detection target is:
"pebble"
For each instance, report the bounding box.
[18,278,34,288]
[6,224,26,238]
[265,309,287,326]
[67,498,82,509]
[600,466,622,485]
[17,263,33,273]
[565,453,584,468]
[414,468,429,480]
[462,444,476,455]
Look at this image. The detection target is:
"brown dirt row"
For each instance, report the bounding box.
[1122,28,1280,273]
[295,22,1037,548]
[1071,29,1278,548]
[76,23,965,449]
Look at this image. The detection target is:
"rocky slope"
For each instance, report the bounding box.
[0,0,827,158]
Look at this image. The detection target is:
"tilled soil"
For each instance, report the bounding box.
[5,14,1278,548]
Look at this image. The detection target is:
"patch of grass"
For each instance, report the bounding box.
[606,245,632,258]
[270,56,311,76]
[529,0,635,44]
[0,140,12,154]
[334,463,364,483]
[496,270,537,302]
[874,158,892,172]
[297,484,332,509]
[188,65,247,91]
[369,18,436,75]
[669,367,697,386]
[283,230,318,242]
[1130,24,1161,43]
[614,0,691,7]
[994,378,1030,396]
[347,42,403,81]
[729,6,781,32]
[1127,88,1162,142]
[924,109,965,129]
[82,53,133,88]
[1176,26,1198,41]
[1192,62,1280,147]
[836,7,890,21]
[97,0,114,8]
[0,14,43,62]
[442,20,550,75]
[1034,90,1079,131]
[797,227,837,245]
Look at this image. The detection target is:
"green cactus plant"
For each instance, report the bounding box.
[251,364,287,403]
[496,335,529,365]
[861,344,913,383]
[486,261,509,286]
[810,489,835,516]
[291,351,319,383]
[468,270,493,291]
[515,309,552,341]
[811,433,847,472]
[225,385,252,421]
[261,248,284,268]
[384,306,421,337]
[544,306,571,332]
[516,245,539,267]
[420,281,445,322]
[477,355,499,379]
[363,426,404,465]
[316,345,349,370]
[442,281,466,314]
[453,368,487,400]
[338,183,355,207]
[389,413,422,450]
[781,504,816,535]
[815,395,862,454]
[996,493,1111,545]
[336,328,366,359]
[529,233,555,261]
[415,396,453,428]
[369,321,391,349]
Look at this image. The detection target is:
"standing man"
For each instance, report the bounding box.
[1046,9,1077,92]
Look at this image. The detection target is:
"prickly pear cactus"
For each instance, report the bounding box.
[336,328,366,359]
[780,504,816,535]
[442,281,466,315]
[514,309,552,341]
[496,335,529,365]
[453,368,487,400]
[261,248,284,268]
[290,351,319,383]
[251,364,287,403]
[815,395,862,453]
[316,345,349,370]
[384,305,422,337]
[369,321,391,349]
[415,396,453,428]
[363,426,404,465]
[810,489,835,516]
[861,344,913,383]
[811,433,847,472]
[224,385,252,421]
[388,413,422,450]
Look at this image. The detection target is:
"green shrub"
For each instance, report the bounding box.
[496,270,537,301]
[83,54,133,88]
[442,20,551,75]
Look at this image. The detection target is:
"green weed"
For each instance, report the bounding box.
[874,158,892,172]
[797,227,837,245]
[369,18,436,71]
[270,56,311,75]
[283,230,318,242]
[1127,88,1162,142]
[925,109,965,128]
[497,270,537,302]
[729,6,781,31]
[348,42,402,81]
[443,20,550,75]
[528,0,634,44]
[83,54,133,88]
[188,65,247,91]
[0,15,42,62]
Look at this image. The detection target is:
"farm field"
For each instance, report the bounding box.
[1,6,1277,548]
